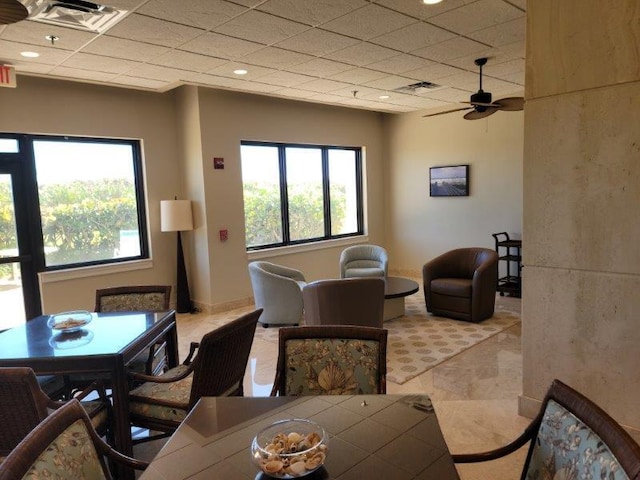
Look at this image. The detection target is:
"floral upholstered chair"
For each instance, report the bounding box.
[127,309,261,439]
[453,379,640,479]
[0,367,112,460]
[94,285,171,313]
[270,325,388,396]
[0,400,147,480]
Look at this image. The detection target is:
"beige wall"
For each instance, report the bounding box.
[0,76,181,313]
[185,87,388,310]
[522,0,640,431]
[385,109,523,277]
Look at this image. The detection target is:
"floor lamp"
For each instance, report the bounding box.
[161,199,194,314]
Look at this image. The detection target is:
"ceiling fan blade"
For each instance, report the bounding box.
[423,106,473,118]
[0,0,28,24]
[464,107,498,120]
[495,97,524,111]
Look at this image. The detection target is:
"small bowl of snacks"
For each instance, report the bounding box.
[47,310,92,333]
[251,418,328,478]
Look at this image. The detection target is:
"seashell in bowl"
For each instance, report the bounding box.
[47,310,92,333]
[250,419,329,478]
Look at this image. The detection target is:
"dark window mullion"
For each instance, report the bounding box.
[322,148,331,238]
[279,145,290,244]
[355,148,364,233]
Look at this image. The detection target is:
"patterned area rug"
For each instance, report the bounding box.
[253,291,521,385]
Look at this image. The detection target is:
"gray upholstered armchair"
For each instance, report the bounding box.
[248,261,306,327]
[339,244,388,278]
[422,247,498,323]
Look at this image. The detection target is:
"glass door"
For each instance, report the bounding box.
[0,137,41,329]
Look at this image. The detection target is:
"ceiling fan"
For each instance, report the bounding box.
[423,57,524,120]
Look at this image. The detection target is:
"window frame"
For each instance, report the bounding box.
[241,141,364,251]
[1,132,150,272]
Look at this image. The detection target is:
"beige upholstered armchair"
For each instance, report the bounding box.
[422,247,498,323]
[339,244,388,278]
[248,261,306,327]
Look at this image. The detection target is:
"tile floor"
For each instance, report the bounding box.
[136,293,529,480]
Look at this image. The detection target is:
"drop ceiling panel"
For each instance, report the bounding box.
[105,14,204,48]
[206,62,275,80]
[49,66,117,82]
[255,70,315,88]
[370,22,456,52]
[327,67,388,84]
[60,52,139,74]
[137,0,247,30]
[321,4,416,41]
[275,28,360,57]
[148,50,228,72]
[256,0,368,27]
[364,74,418,91]
[0,20,96,50]
[111,75,169,89]
[285,58,352,78]
[325,42,398,67]
[82,36,170,61]
[180,32,264,59]
[237,46,313,69]
[427,0,524,35]
[467,16,526,47]
[0,39,71,64]
[366,53,431,75]
[412,36,489,62]
[296,78,352,93]
[213,10,309,45]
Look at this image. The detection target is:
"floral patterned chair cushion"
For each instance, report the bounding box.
[526,399,629,480]
[129,365,192,423]
[99,293,167,312]
[23,418,106,479]
[284,338,382,395]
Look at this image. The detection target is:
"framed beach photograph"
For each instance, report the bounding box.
[429,165,469,197]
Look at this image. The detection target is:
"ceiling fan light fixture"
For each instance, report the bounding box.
[0,0,28,24]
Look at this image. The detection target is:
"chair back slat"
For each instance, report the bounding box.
[189,309,261,406]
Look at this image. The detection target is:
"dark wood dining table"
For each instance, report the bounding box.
[0,310,179,480]
[140,394,460,480]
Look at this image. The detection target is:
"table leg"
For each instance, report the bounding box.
[165,314,179,368]
[111,360,135,480]
[383,297,405,321]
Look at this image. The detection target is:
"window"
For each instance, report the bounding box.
[1,134,149,271]
[241,142,363,250]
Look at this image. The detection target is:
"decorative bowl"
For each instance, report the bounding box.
[251,419,329,478]
[47,310,92,333]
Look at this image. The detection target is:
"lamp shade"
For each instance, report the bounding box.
[161,200,193,232]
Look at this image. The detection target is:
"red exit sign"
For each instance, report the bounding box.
[0,65,17,88]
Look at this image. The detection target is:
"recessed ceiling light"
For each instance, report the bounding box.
[21,51,40,58]
[422,0,443,4]
[233,69,248,75]
[379,95,390,100]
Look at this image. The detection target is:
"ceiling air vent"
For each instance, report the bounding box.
[395,81,447,95]
[20,0,127,32]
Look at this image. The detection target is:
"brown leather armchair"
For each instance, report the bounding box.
[303,278,385,328]
[422,247,498,323]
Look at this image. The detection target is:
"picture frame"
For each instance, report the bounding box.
[429,165,469,197]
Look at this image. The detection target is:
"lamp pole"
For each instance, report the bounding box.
[161,199,194,314]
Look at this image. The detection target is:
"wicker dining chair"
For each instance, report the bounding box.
[453,379,640,480]
[0,367,112,460]
[127,309,262,440]
[95,285,172,375]
[270,325,388,396]
[0,399,147,480]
